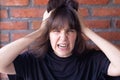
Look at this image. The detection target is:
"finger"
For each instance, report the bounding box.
[42,10,53,21]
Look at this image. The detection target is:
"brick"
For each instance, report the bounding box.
[0,22,28,30]
[85,20,110,28]
[93,8,120,16]
[88,43,120,50]
[116,44,120,49]
[0,0,29,6]
[32,21,42,30]
[0,10,8,18]
[97,32,120,41]
[79,8,89,17]
[12,33,27,40]
[34,0,48,5]
[11,8,45,18]
[116,20,120,28]
[1,34,9,42]
[77,0,109,5]
[114,0,120,4]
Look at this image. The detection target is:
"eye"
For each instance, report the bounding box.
[68,29,76,32]
[52,29,60,32]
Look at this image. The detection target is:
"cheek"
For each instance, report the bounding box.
[49,33,57,48]
[49,34,54,45]
[70,34,77,46]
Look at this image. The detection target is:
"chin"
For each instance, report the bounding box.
[56,52,72,57]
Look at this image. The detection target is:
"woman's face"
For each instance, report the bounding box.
[49,25,77,58]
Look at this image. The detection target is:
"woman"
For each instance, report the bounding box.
[0,0,120,80]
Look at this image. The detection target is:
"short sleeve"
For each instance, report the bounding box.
[13,51,36,77]
[87,50,110,75]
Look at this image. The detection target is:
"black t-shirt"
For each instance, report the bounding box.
[13,50,111,80]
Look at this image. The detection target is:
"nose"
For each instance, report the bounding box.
[59,31,67,41]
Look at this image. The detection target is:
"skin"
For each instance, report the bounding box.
[0,10,120,77]
[76,10,120,76]
[49,27,77,57]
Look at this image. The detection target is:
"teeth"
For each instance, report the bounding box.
[58,44,67,47]
[60,44,66,47]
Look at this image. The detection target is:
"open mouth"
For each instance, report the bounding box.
[57,44,68,49]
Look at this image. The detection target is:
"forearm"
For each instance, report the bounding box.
[77,10,120,68]
[0,29,42,69]
[76,9,120,75]
[83,28,120,70]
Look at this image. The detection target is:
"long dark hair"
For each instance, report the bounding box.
[30,0,87,58]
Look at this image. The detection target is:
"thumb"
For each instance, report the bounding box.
[42,10,52,21]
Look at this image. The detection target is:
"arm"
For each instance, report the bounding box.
[83,27,120,76]
[77,11,120,76]
[0,20,48,74]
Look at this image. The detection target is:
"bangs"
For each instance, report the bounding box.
[48,6,80,32]
[51,16,75,30]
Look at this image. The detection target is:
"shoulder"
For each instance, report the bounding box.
[79,49,109,62]
[13,51,42,69]
[14,51,39,63]
[81,49,104,57]
[13,51,44,78]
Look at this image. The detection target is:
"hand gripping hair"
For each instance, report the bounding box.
[47,0,79,12]
[42,0,79,21]
[34,0,86,57]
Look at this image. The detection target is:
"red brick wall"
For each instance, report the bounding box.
[0,0,120,79]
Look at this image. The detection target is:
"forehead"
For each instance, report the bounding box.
[50,16,75,30]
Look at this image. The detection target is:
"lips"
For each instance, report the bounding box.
[57,43,68,50]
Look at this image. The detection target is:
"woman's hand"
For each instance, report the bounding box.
[42,10,52,21]
[37,10,53,33]
[75,10,89,34]
[0,10,53,74]
[76,9,120,76]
